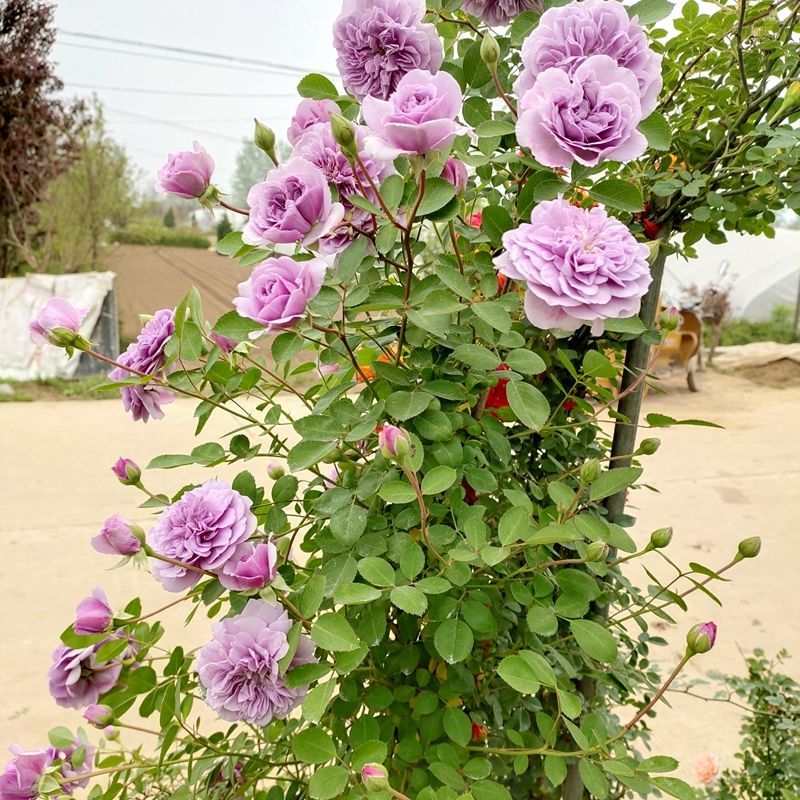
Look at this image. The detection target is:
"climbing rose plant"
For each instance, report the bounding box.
[13,1,800,799]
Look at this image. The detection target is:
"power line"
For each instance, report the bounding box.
[64,82,299,99]
[58,29,338,78]
[104,106,244,143]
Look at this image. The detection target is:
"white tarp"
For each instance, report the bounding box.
[662,228,800,321]
[0,272,116,381]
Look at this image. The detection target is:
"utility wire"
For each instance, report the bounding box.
[104,106,244,143]
[58,29,338,78]
[64,82,299,99]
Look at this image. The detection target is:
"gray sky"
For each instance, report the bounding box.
[53,1,340,190]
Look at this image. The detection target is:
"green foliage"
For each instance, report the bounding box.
[110,223,210,249]
[715,305,799,346]
[163,208,176,228]
[702,651,800,800]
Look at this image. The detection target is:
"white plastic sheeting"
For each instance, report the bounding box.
[0,272,116,381]
[662,228,800,321]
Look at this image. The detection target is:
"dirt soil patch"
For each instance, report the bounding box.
[736,357,800,388]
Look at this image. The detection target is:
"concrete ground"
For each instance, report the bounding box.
[0,369,798,785]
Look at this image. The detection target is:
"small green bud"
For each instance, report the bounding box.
[638,437,661,455]
[686,621,717,655]
[585,541,609,563]
[480,32,501,69]
[254,119,278,164]
[361,764,390,792]
[659,306,681,332]
[267,462,285,480]
[379,423,412,461]
[769,80,800,124]
[580,458,602,484]
[737,536,761,559]
[329,113,358,161]
[198,183,221,211]
[649,527,673,549]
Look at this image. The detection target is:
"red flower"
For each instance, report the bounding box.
[468,210,482,228]
[562,399,576,413]
[462,478,478,505]
[471,722,487,741]
[485,365,510,410]
[642,218,661,240]
[497,273,508,293]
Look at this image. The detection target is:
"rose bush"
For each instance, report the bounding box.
[13,1,800,800]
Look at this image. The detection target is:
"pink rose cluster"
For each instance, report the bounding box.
[514,0,662,167]
[0,739,94,800]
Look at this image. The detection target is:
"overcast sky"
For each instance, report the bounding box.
[52,1,340,190]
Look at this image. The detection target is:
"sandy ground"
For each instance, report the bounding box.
[0,370,798,785]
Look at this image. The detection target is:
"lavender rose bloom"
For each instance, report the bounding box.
[29,298,87,347]
[363,69,463,160]
[516,0,662,116]
[92,514,142,556]
[73,588,112,636]
[147,480,256,592]
[0,748,51,800]
[516,55,647,168]
[494,199,651,335]
[156,141,215,199]
[233,256,327,332]
[196,599,317,725]
[243,157,344,247]
[287,99,340,145]
[111,457,141,485]
[49,739,95,794]
[218,542,278,592]
[333,0,443,101]
[441,157,468,193]
[108,309,175,423]
[461,0,540,26]
[48,641,122,709]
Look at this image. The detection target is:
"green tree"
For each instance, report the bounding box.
[215,213,233,241]
[229,136,290,207]
[163,208,176,228]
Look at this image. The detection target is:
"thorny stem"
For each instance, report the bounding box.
[491,67,518,118]
[353,152,406,231]
[399,463,444,564]
[624,653,691,731]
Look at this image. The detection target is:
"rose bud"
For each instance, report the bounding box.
[638,438,661,455]
[253,119,277,165]
[73,588,113,636]
[83,704,114,728]
[441,157,468,194]
[736,536,761,560]
[360,764,390,791]
[111,457,141,486]
[585,541,609,563]
[91,514,143,557]
[378,424,411,461]
[267,462,286,480]
[329,113,358,162]
[29,298,89,351]
[579,459,601,484]
[156,141,215,200]
[480,32,500,68]
[649,527,673,550]
[659,306,681,332]
[210,332,237,354]
[686,621,717,655]
[471,722,487,741]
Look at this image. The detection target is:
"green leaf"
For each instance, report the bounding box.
[358,557,396,587]
[639,756,680,774]
[216,230,244,256]
[48,726,75,749]
[627,0,675,25]
[351,740,389,771]
[390,585,428,616]
[380,174,404,208]
[308,765,349,800]
[639,112,672,151]
[329,505,367,546]
[292,727,336,764]
[443,707,472,746]
[416,178,456,217]
[544,755,567,787]
[147,453,196,469]
[589,466,643,501]
[652,777,698,800]
[416,576,451,594]
[570,619,618,662]
[588,179,644,213]
[287,440,337,472]
[578,760,610,799]
[497,655,541,695]
[421,465,458,495]
[333,583,382,605]
[506,381,550,431]
[298,73,339,100]
[582,350,618,379]
[452,343,501,371]
[604,316,647,334]
[473,301,512,332]
[481,204,514,246]
[505,349,546,374]
[379,480,417,504]
[434,619,474,664]
[385,391,433,421]
[212,311,263,341]
[302,680,335,723]
[335,237,368,282]
[310,612,361,652]
[475,119,517,137]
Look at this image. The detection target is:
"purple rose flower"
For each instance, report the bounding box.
[441,157,468,193]
[147,480,257,592]
[243,157,344,247]
[363,69,463,160]
[73,588,112,636]
[195,599,317,725]
[108,309,175,423]
[287,99,341,145]
[83,704,114,728]
[91,514,142,557]
[156,141,215,199]
[233,256,327,332]
[516,55,647,168]
[461,0,540,25]
[516,0,662,116]
[111,457,141,486]
[494,199,651,335]
[218,542,278,592]
[333,0,444,101]
[48,641,122,709]
[48,739,95,794]
[29,298,88,348]
[0,748,51,800]
[209,332,237,354]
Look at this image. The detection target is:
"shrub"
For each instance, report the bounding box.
[111,223,210,249]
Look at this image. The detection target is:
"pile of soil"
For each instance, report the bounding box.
[737,358,800,388]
